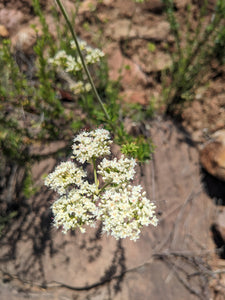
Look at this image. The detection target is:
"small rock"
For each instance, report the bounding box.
[105,19,136,40]
[135,51,171,73]
[11,27,38,55]
[136,21,170,41]
[0,24,9,37]
[200,130,225,181]
[120,89,148,105]
[114,0,136,18]
[30,141,67,156]
[79,0,97,13]
[106,47,147,87]
[0,9,24,34]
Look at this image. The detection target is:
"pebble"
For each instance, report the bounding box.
[0,24,9,37]
[200,130,225,181]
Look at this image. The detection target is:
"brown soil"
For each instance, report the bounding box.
[0,0,225,299]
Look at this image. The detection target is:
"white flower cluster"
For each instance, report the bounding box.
[48,39,104,96]
[52,186,98,233]
[72,128,112,163]
[85,48,105,64]
[70,40,104,64]
[98,155,136,185]
[69,81,92,95]
[98,185,158,240]
[44,161,86,195]
[48,50,83,72]
[49,40,104,72]
[45,129,158,241]
[70,40,87,51]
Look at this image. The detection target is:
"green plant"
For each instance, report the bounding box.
[0,0,83,156]
[0,39,31,163]
[147,42,156,53]
[162,0,225,115]
[0,2,79,204]
[55,0,154,161]
[22,167,38,198]
[214,1,225,64]
[32,0,67,139]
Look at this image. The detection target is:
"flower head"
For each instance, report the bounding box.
[70,81,92,95]
[52,188,99,233]
[72,128,112,163]
[98,185,158,241]
[44,161,86,195]
[49,39,104,75]
[98,155,136,185]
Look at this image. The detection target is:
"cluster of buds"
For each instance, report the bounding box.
[48,39,104,95]
[45,129,158,241]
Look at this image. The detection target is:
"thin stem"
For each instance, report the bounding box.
[55,0,110,121]
[92,158,99,190]
[98,180,113,194]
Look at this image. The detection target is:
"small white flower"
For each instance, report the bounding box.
[70,81,92,95]
[84,83,92,92]
[70,81,84,95]
[70,39,87,51]
[85,48,105,64]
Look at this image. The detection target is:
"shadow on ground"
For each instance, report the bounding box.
[201,168,225,205]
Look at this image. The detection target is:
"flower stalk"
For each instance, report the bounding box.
[55,0,110,121]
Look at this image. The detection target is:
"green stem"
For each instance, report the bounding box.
[92,158,99,190]
[99,180,113,194]
[55,0,110,121]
